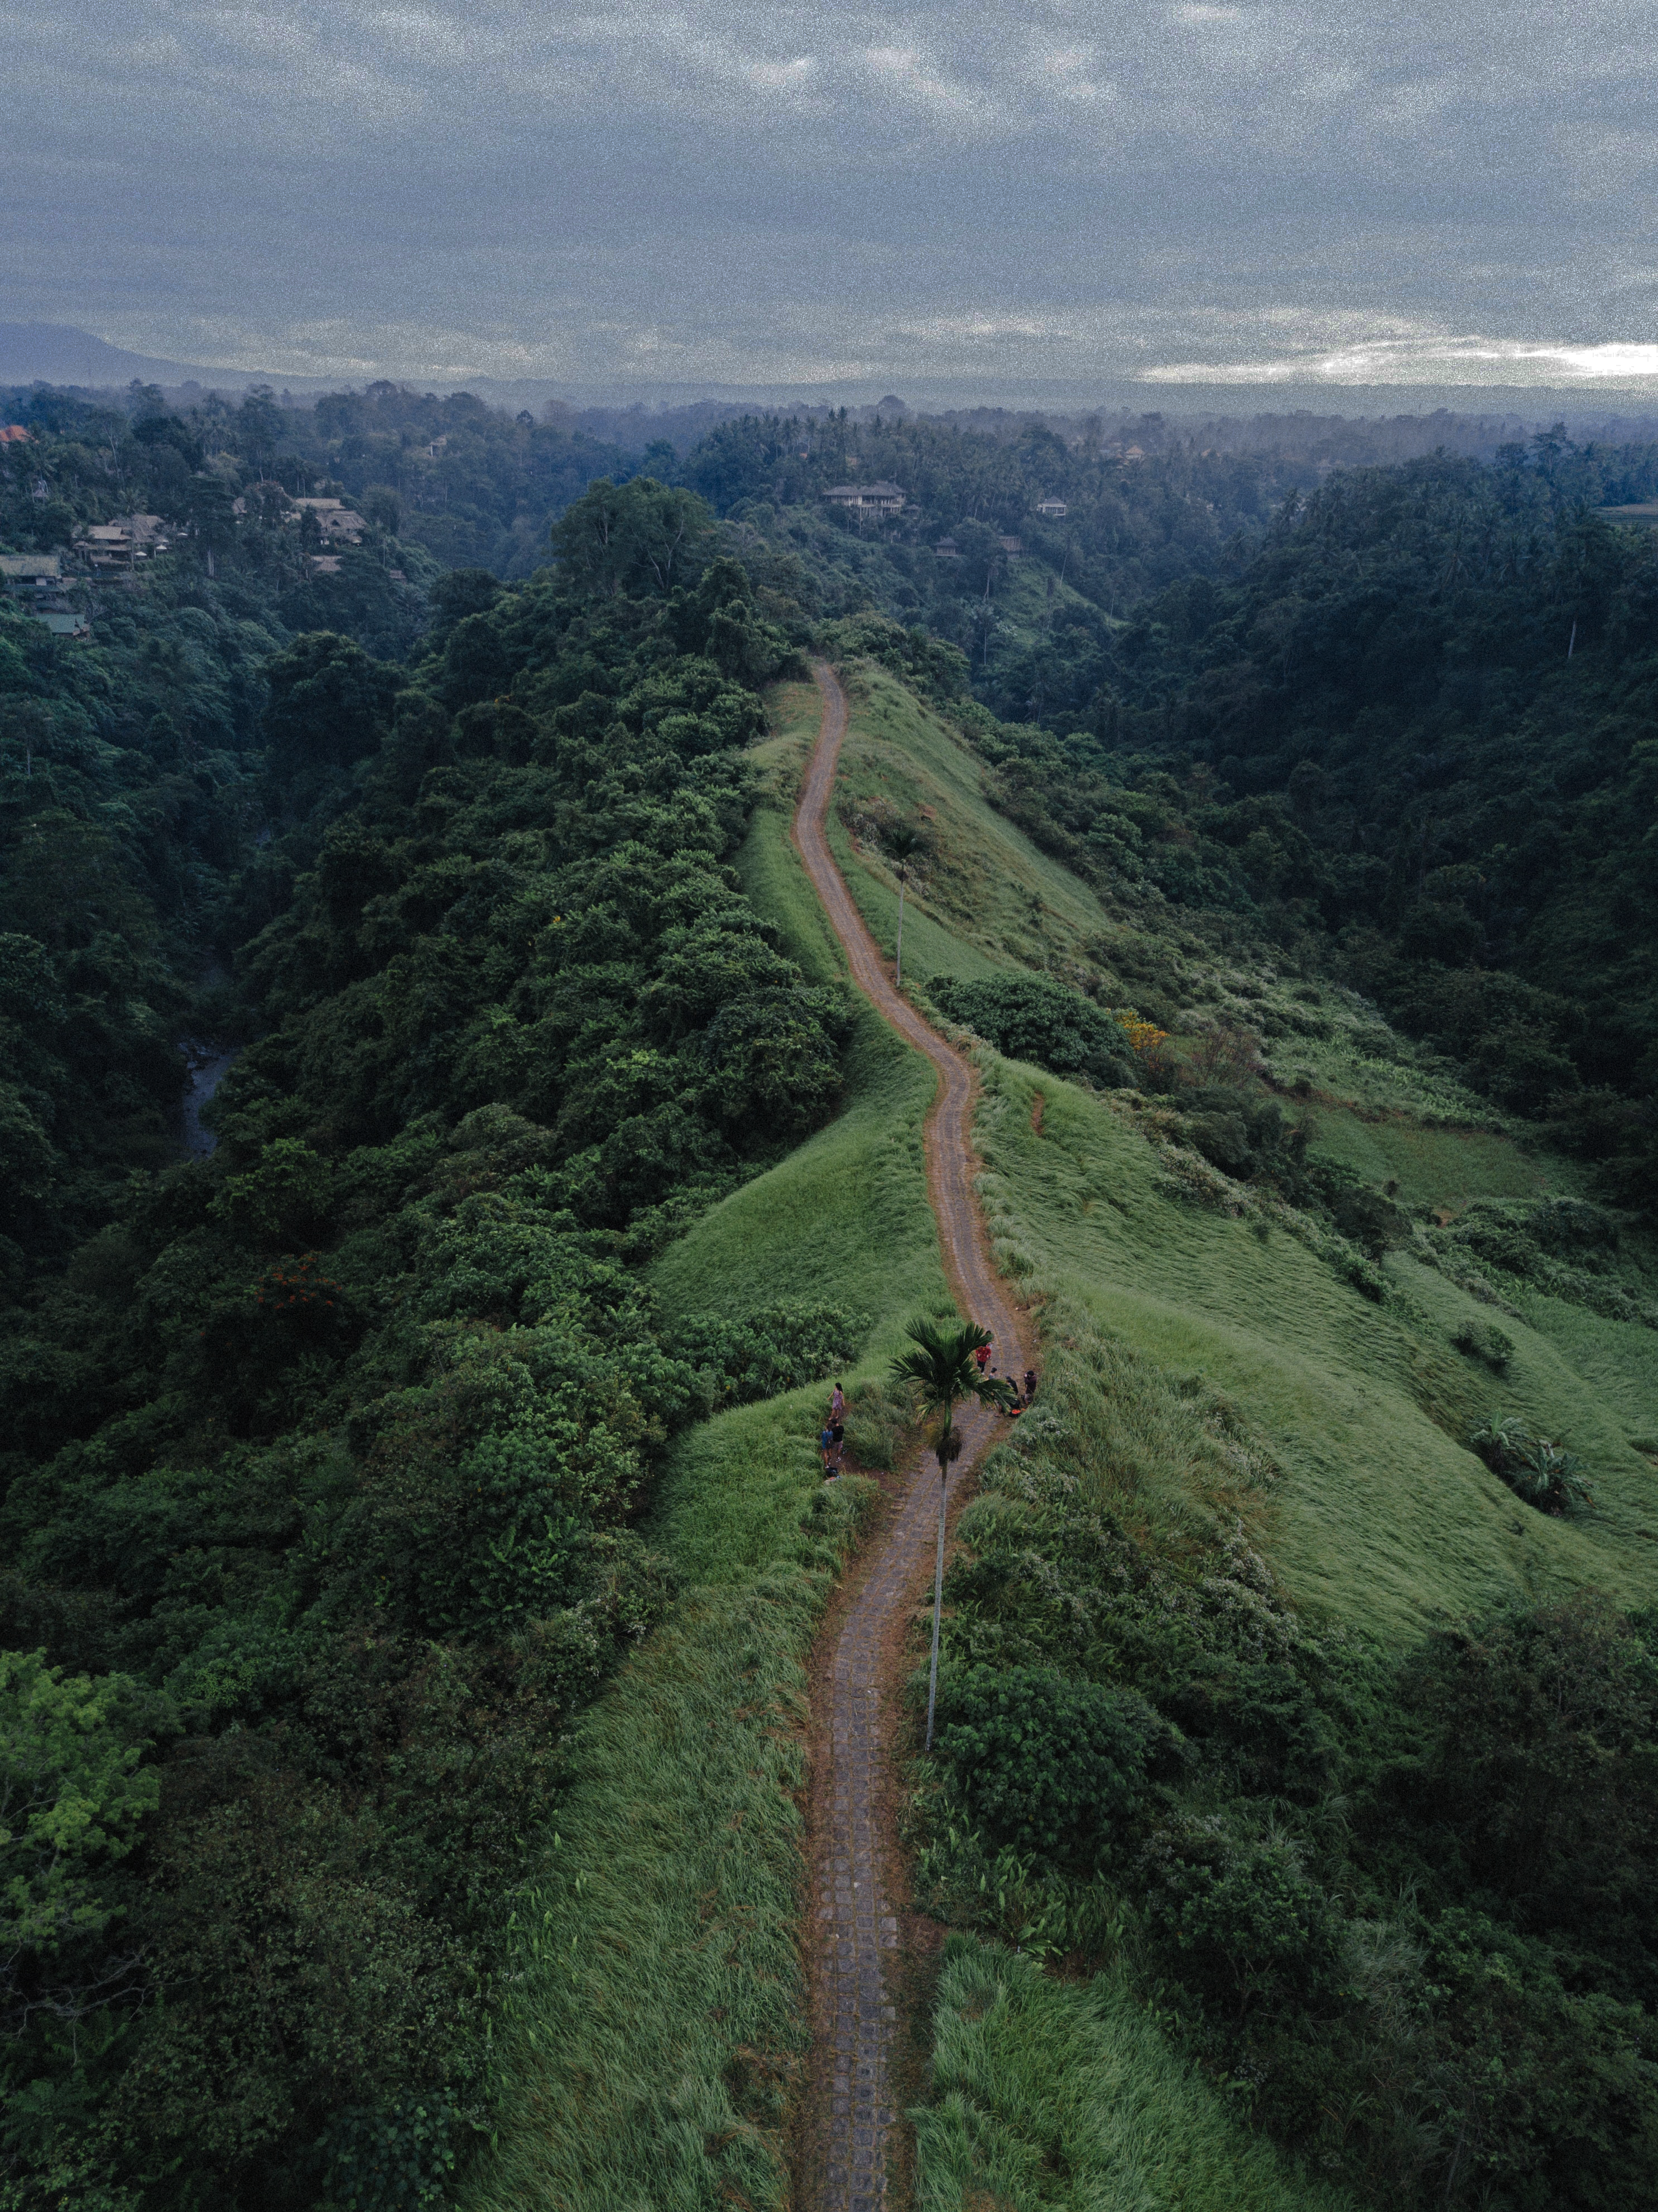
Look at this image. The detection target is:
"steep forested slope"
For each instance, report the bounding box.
[814,435,1658,1209]
[0,479,866,2209]
[0,406,427,1271]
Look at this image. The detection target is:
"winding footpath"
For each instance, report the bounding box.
[795,662,1026,2210]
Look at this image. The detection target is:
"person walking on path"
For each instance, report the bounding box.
[820,1422,839,1479]
[828,1381,847,1468]
[973,1337,993,1379]
[1023,1367,1037,1404]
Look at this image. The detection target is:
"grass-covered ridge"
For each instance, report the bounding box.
[820,652,1658,1633]
[464,675,951,2209]
[823,657,1115,989]
[797,649,1658,2208]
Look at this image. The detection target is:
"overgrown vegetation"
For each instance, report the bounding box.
[917,1935,1351,2212]
[0,473,852,2206]
[916,1305,1658,2208]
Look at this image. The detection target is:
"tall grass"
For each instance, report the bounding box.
[970,1051,1658,1634]
[916,1937,1353,2212]
[826,664,1112,985]
[466,1477,874,2212]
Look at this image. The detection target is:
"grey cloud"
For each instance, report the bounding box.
[4,0,1657,391]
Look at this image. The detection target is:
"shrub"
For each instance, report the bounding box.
[1140,1814,1348,2022]
[933,1664,1167,1867]
[1469,1414,1592,1514]
[1452,1319,1513,1371]
[926,974,1137,1088]
[321,2089,459,2212]
[1176,1087,1317,1196]
[664,1300,868,1408]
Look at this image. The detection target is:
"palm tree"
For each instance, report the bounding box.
[883,822,922,987]
[888,1314,1016,1749]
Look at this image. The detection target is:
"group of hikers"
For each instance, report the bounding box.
[820,1338,1037,1479]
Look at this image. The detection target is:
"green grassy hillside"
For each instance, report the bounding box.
[973,1052,1658,1633]
[817,656,1658,2211]
[918,1937,1352,2212]
[820,657,1658,1637]
[649,675,953,1575]
[826,661,1114,985]
[731,676,1356,2212]
[472,662,1658,2212]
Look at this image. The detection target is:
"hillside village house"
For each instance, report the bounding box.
[1035,498,1068,518]
[290,497,367,544]
[824,480,906,516]
[0,426,29,445]
[80,514,170,570]
[0,552,89,635]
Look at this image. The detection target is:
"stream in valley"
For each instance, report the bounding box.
[179,1040,240,1157]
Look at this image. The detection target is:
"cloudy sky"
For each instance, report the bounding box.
[5,0,1658,395]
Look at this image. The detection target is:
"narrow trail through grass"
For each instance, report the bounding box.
[793,661,1027,2212]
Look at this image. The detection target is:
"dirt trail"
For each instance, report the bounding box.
[795,660,1025,2210]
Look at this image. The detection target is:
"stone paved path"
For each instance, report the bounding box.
[796,662,1026,2211]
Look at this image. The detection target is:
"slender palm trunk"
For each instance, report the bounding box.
[896,875,906,987]
[924,1457,946,1749]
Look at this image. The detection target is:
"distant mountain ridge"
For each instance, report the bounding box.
[0,321,342,393]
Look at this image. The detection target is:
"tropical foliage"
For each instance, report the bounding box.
[0,470,848,2206]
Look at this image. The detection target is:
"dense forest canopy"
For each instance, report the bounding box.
[0,468,859,2207]
[8,378,1658,2208]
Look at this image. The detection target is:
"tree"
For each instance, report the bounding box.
[549,478,713,602]
[883,823,922,987]
[1,1651,158,2038]
[261,631,402,786]
[887,1315,1015,1748]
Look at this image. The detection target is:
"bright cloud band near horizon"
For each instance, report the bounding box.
[1140,340,1658,388]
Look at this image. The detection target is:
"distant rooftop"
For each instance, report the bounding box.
[825,479,906,509]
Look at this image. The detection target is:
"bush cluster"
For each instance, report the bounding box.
[927,972,1138,1088]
